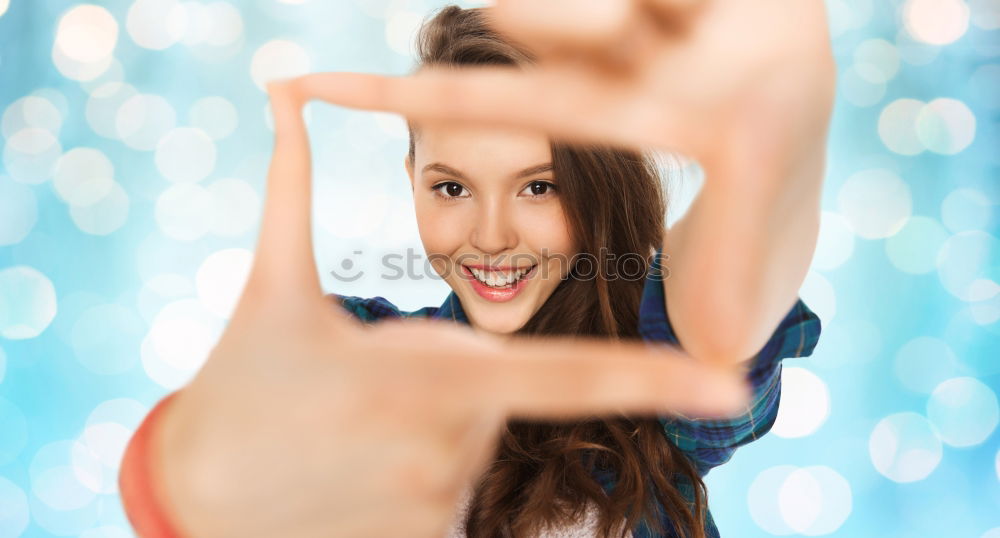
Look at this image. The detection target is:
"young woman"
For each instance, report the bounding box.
[119,2,833,537]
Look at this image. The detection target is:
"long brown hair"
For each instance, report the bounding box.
[406,6,707,537]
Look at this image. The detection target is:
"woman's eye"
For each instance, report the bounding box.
[431,181,469,200]
[521,181,557,198]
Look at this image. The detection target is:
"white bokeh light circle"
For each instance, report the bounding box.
[837,169,912,239]
[839,65,886,107]
[0,396,29,465]
[74,422,133,493]
[825,0,873,37]
[143,299,223,383]
[777,466,852,535]
[895,27,942,66]
[985,528,1000,538]
[127,0,187,50]
[0,265,58,340]
[250,39,311,90]
[893,336,963,394]
[155,127,216,182]
[971,0,1000,28]
[869,411,942,483]
[200,1,245,48]
[386,9,423,56]
[879,98,926,155]
[71,303,145,375]
[771,367,830,438]
[0,0,8,17]
[137,273,194,323]
[904,0,971,45]
[51,43,113,82]
[54,4,118,63]
[915,98,977,155]
[116,94,178,151]
[196,248,253,319]
[69,181,130,235]
[53,147,115,207]
[885,216,950,274]
[78,57,125,95]
[2,96,63,139]
[189,96,239,140]
[800,271,837,326]
[86,82,139,140]
[812,211,855,271]
[941,188,992,233]
[0,175,38,245]
[748,464,799,535]
[926,377,999,447]
[853,39,901,83]
[936,230,999,302]
[3,127,62,184]
[206,177,260,237]
[33,465,97,511]
[0,476,30,537]
[155,183,216,241]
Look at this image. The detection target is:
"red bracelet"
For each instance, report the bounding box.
[119,391,187,538]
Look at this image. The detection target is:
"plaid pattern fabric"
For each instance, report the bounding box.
[327,247,822,537]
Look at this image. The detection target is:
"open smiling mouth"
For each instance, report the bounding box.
[461,264,538,289]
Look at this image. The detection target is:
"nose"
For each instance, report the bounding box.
[470,198,517,256]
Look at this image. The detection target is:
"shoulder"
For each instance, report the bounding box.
[326,293,440,323]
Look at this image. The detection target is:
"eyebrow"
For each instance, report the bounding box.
[421,162,553,181]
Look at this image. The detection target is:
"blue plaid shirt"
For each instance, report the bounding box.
[329,248,822,537]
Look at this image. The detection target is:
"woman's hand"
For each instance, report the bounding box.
[296,0,835,170]
[150,79,752,538]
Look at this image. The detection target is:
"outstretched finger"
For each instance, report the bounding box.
[481,336,752,421]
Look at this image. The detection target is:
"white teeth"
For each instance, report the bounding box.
[467,265,533,288]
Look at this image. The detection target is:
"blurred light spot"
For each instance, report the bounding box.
[69,181,130,235]
[0,396,28,465]
[86,398,148,431]
[75,422,132,493]
[837,169,912,238]
[54,5,118,63]
[895,27,941,65]
[800,271,837,325]
[869,411,942,482]
[853,39,901,83]
[970,64,1000,109]
[127,0,187,50]
[825,0,874,37]
[34,465,97,511]
[813,211,855,271]
[86,82,138,139]
[894,337,963,394]
[885,216,950,274]
[936,230,999,301]
[3,127,62,184]
[942,188,993,232]
[81,526,134,538]
[915,98,976,154]
[839,65,886,107]
[51,44,113,82]
[206,177,260,237]
[879,98,926,155]
[189,96,238,140]
[79,57,125,95]
[996,449,1000,481]
[971,0,1000,28]
[0,265,57,339]
[748,464,798,535]
[316,175,389,238]
[184,1,244,48]
[968,282,1000,324]
[0,477,29,537]
[142,299,222,388]
[0,0,8,17]
[904,0,971,45]
[385,9,423,56]
[2,96,63,138]
[0,174,38,245]
[155,183,215,240]
[116,94,178,151]
[155,127,216,182]
[372,111,409,139]
[54,148,115,207]
[196,248,252,319]
[71,303,144,375]
[778,466,852,535]
[250,39,311,90]
[984,527,1000,538]
[0,345,5,385]
[137,273,194,323]
[771,367,830,438]
[926,377,999,447]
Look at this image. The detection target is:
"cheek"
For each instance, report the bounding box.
[519,203,576,256]
[414,199,468,255]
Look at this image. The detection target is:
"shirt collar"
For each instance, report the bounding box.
[432,291,470,325]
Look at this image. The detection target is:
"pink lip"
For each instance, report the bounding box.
[461,264,537,303]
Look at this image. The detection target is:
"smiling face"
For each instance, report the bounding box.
[406,123,578,336]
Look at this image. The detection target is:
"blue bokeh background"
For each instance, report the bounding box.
[0,0,997,536]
